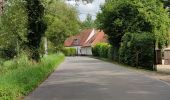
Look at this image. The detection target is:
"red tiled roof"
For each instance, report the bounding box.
[64,29,107,47]
[83,30,108,47]
[64,36,76,47]
[64,29,93,47]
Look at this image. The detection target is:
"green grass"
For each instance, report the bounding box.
[0,54,65,100]
[91,56,156,72]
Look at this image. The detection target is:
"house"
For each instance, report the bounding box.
[64,29,107,55]
[81,30,107,55]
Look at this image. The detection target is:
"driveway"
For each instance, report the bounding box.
[25,57,170,100]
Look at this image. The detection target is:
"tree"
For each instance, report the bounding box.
[119,32,154,69]
[81,14,95,29]
[96,0,170,61]
[0,0,27,59]
[25,0,47,62]
[43,0,80,52]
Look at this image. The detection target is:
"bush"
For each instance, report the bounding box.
[92,43,111,58]
[92,43,100,57]
[119,32,154,70]
[0,45,17,60]
[0,54,64,100]
[63,47,76,56]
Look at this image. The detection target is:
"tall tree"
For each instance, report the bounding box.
[25,0,47,61]
[0,0,27,59]
[97,0,169,47]
[96,0,170,60]
[43,0,80,52]
[81,14,95,29]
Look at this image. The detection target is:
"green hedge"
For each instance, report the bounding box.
[119,32,154,69]
[92,33,154,70]
[63,47,76,56]
[0,54,64,100]
[92,43,111,58]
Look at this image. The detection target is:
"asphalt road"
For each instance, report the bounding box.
[25,57,170,100]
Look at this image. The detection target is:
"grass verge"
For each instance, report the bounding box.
[0,54,65,100]
[91,56,155,72]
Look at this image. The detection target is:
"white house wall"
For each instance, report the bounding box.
[81,47,92,55]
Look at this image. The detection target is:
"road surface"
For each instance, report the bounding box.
[25,57,170,100]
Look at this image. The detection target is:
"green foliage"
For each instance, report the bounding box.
[0,0,80,60]
[107,45,114,60]
[96,0,170,48]
[0,0,27,59]
[0,54,64,100]
[81,14,96,29]
[25,0,47,62]
[0,45,17,60]
[92,43,101,57]
[119,32,154,69]
[43,0,80,51]
[0,0,27,43]
[92,43,111,58]
[63,48,77,56]
[96,0,170,68]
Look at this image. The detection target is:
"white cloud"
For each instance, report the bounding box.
[66,0,105,21]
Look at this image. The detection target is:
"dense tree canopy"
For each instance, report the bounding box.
[0,0,80,61]
[80,14,95,29]
[96,0,170,68]
[96,0,170,48]
[0,0,27,59]
[43,0,80,51]
[25,0,47,61]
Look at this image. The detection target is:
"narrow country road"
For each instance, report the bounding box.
[25,57,170,100]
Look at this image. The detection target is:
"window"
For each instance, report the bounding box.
[73,39,79,45]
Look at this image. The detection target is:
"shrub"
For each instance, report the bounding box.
[92,43,111,58]
[0,45,17,60]
[0,54,64,100]
[119,32,154,70]
[99,43,111,58]
[63,47,76,56]
[107,46,114,60]
[92,43,101,57]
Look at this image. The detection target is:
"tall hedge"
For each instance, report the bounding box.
[119,32,154,69]
[92,43,111,58]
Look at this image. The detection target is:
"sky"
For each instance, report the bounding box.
[65,0,105,21]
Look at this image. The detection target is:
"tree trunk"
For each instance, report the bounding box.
[136,51,139,68]
[16,39,20,57]
[44,37,48,55]
[25,0,47,62]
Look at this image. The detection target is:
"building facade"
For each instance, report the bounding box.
[64,29,107,55]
